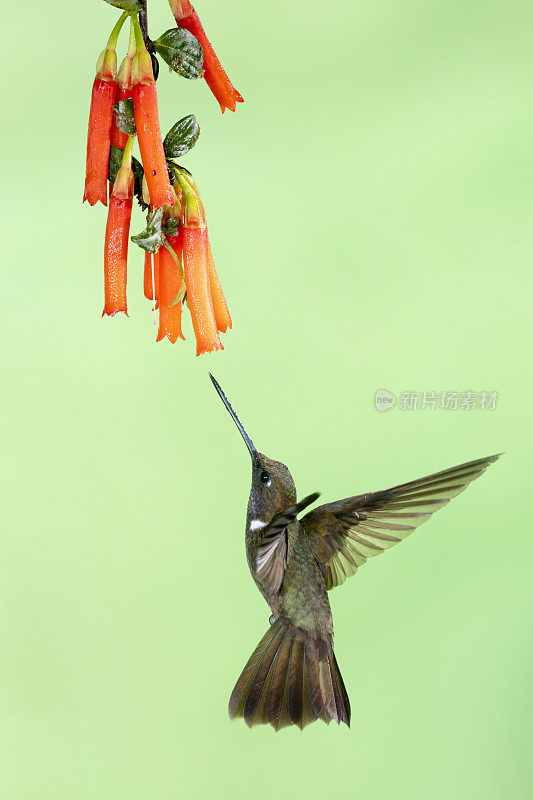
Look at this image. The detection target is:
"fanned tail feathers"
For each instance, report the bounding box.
[229,619,350,730]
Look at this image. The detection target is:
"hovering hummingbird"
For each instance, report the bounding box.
[209,374,500,731]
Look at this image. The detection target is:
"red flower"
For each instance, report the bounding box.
[184,178,231,333]
[131,16,175,209]
[157,234,186,343]
[172,169,231,353]
[144,249,160,305]
[83,13,128,206]
[206,239,232,333]
[103,137,134,316]
[110,28,136,151]
[84,68,117,206]
[182,226,222,354]
[169,1,243,113]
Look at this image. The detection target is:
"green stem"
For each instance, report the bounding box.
[173,169,196,207]
[122,135,136,168]
[172,168,204,226]
[127,14,137,56]
[107,10,129,49]
[131,11,146,52]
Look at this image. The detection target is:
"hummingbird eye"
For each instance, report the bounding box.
[259,469,271,485]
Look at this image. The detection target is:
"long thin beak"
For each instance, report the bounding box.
[209,374,257,459]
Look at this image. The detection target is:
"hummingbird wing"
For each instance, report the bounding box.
[255,492,320,594]
[300,454,500,591]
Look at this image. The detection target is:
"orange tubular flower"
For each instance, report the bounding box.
[183,175,231,334]
[174,169,230,353]
[84,76,116,205]
[131,17,175,209]
[182,226,221,354]
[110,27,136,151]
[103,137,134,316]
[144,250,160,303]
[206,239,232,333]
[168,0,243,113]
[174,170,223,353]
[157,234,185,343]
[83,13,127,206]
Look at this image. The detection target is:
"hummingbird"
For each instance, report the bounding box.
[209,374,500,731]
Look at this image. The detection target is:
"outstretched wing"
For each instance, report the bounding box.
[255,492,320,594]
[300,455,500,591]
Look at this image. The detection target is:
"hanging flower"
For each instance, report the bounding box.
[206,239,232,333]
[83,12,128,205]
[168,0,243,113]
[182,174,231,334]
[110,24,136,151]
[144,249,160,305]
[174,170,223,354]
[103,136,134,316]
[157,233,186,343]
[131,14,175,209]
[182,226,221,354]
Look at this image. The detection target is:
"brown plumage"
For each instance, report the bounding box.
[210,375,501,731]
[229,618,349,730]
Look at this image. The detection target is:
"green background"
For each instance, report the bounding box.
[2,0,531,797]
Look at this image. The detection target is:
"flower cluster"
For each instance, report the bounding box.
[138,169,231,352]
[83,1,240,353]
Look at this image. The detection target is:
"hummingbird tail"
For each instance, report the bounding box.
[228,618,350,730]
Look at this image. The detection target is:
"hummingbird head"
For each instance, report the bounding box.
[247,451,296,521]
[209,374,297,524]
